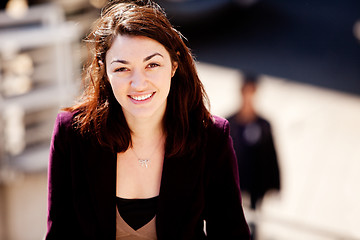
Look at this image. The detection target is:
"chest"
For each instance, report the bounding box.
[116,149,164,199]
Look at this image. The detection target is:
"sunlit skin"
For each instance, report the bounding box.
[105,34,178,125]
[105,35,178,198]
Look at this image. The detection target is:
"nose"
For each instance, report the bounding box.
[130,69,148,90]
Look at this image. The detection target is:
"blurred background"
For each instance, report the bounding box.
[0,0,359,239]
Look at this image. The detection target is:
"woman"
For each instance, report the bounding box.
[46,0,250,239]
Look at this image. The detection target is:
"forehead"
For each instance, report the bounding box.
[106,34,169,59]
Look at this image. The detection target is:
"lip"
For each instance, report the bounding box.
[128,92,155,104]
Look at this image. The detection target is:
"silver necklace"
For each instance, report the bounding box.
[131,137,164,168]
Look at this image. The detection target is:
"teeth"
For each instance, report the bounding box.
[130,93,153,101]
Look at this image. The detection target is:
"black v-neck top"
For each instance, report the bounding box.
[116,196,159,231]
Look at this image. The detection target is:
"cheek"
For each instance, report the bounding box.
[108,78,127,100]
[157,69,172,86]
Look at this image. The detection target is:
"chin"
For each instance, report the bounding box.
[121,99,167,121]
[123,107,164,120]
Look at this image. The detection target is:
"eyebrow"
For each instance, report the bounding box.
[111,52,164,65]
[144,53,163,62]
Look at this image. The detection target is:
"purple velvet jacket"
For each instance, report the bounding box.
[46,111,250,240]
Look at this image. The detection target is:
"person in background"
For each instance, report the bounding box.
[228,73,280,240]
[46,0,250,239]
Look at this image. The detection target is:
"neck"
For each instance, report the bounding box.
[125,114,165,145]
[127,116,165,165]
[132,120,164,144]
[237,104,257,124]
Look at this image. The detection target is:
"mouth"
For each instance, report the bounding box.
[129,92,155,101]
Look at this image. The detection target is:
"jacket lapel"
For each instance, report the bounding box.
[156,151,206,239]
[85,145,117,238]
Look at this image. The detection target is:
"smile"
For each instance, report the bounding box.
[129,92,155,101]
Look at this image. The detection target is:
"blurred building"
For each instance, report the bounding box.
[0,2,90,239]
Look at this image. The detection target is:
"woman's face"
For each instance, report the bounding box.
[105,35,177,122]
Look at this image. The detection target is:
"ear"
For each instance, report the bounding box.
[172,61,178,77]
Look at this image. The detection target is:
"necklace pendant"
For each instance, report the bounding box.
[138,159,149,168]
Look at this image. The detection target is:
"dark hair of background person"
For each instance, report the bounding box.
[64,0,212,158]
[241,72,258,87]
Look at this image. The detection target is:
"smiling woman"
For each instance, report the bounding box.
[45,0,250,239]
[105,35,176,121]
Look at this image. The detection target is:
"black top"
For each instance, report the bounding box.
[116,196,159,231]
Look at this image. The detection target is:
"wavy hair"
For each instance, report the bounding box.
[65,0,211,157]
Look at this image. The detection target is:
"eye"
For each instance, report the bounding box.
[114,67,128,72]
[147,63,160,69]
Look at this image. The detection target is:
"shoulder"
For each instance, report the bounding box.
[53,110,78,134]
[203,116,237,172]
[211,115,229,129]
[206,115,231,142]
[52,110,79,141]
[257,115,269,123]
[256,115,272,129]
[226,113,237,123]
[225,113,239,129]
[55,110,75,127]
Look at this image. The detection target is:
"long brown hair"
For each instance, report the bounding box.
[66,0,211,157]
